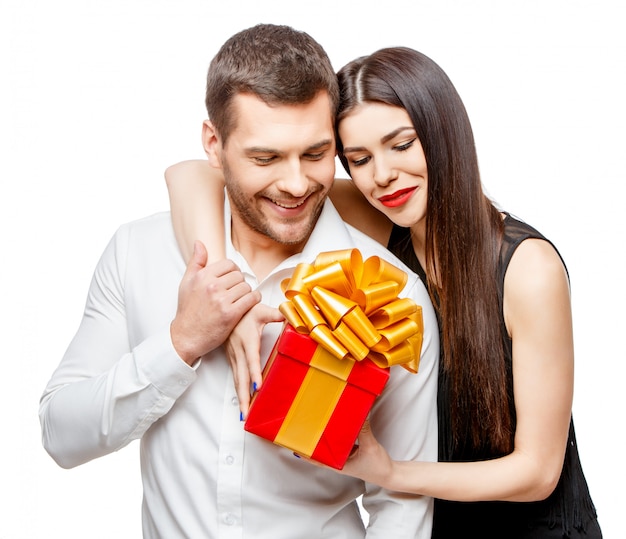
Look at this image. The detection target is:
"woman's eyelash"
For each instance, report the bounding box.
[347,137,416,167]
[394,138,416,152]
[351,156,370,167]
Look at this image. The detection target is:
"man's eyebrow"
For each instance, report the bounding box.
[342,127,414,153]
[245,146,279,154]
[305,139,334,152]
[245,139,333,155]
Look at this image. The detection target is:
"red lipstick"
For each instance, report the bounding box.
[378,187,417,208]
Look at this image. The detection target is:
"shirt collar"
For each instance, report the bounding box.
[224,196,353,278]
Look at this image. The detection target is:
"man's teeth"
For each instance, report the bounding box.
[273,199,306,209]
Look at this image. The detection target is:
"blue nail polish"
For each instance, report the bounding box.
[253,382,258,392]
[239,412,244,422]
[293,452,300,458]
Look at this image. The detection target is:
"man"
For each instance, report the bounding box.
[40,24,439,538]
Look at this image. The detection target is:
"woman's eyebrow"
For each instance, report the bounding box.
[343,127,414,153]
[380,126,415,144]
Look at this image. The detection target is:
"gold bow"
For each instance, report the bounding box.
[279,249,423,373]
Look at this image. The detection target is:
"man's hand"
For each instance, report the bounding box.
[170,241,261,365]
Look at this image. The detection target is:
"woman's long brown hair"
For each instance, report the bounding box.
[337,48,512,456]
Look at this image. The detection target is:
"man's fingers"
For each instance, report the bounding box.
[206,258,246,279]
[185,240,208,276]
[231,288,262,318]
[211,267,249,291]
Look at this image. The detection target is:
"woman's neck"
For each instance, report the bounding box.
[409,221,427,270]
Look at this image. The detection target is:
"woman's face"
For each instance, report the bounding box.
[338,103,428,230]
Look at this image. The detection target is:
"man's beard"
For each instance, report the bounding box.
[223,160,325,247]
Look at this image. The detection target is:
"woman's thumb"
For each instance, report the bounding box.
[357,419,374,446]
[257,305,285,325]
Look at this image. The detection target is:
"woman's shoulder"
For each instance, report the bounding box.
[508,236,565,276]
[504,233,570,314]
[500,214,570,317]
[500,213,567,276]
[502,213,546,243]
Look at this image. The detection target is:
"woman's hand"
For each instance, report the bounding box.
[225,303,284,418]
[337,420,395,487]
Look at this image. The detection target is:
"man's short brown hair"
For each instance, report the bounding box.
[205,24,339,144]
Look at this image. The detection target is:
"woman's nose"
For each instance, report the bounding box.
[373,157,398,187]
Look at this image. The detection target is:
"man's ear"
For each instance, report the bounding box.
[202,119,222,168]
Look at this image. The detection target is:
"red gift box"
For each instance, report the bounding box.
[244,249,423,469]
[244,323,390,469]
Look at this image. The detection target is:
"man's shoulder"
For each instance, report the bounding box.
[112,211,175,244]
[107,211,180,264]
[116,211,172,234]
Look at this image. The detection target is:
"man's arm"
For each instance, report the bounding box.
[39,224,259,469]
[362,276,439,538]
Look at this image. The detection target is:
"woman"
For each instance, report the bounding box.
[165,47,601,538]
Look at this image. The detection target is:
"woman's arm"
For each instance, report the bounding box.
[341,239,574,502]
[329,179,393,245]
[166,160,393,262]
[165,159,226,263]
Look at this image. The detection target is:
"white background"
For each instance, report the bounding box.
[2,0,624,537]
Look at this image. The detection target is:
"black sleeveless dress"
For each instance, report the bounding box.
[387,214,602,538]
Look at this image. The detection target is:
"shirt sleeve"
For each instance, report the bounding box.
[39,224,197,469]
[362,276,439,538]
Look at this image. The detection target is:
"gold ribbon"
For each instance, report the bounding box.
[279,249,423,373]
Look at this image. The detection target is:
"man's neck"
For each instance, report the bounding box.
[230,224,305,282]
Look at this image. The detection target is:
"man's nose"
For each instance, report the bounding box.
[277,159,309,197]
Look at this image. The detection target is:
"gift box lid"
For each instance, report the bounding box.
[266,323,389,391]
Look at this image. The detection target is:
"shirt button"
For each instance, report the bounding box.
[225,455,235,465]
[224,513,236,526]
[231,396,238,406]
[179,379,188,386]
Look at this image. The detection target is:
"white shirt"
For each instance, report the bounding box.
[40,200,439,538]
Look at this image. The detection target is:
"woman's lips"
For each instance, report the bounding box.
[378,187,417,208]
